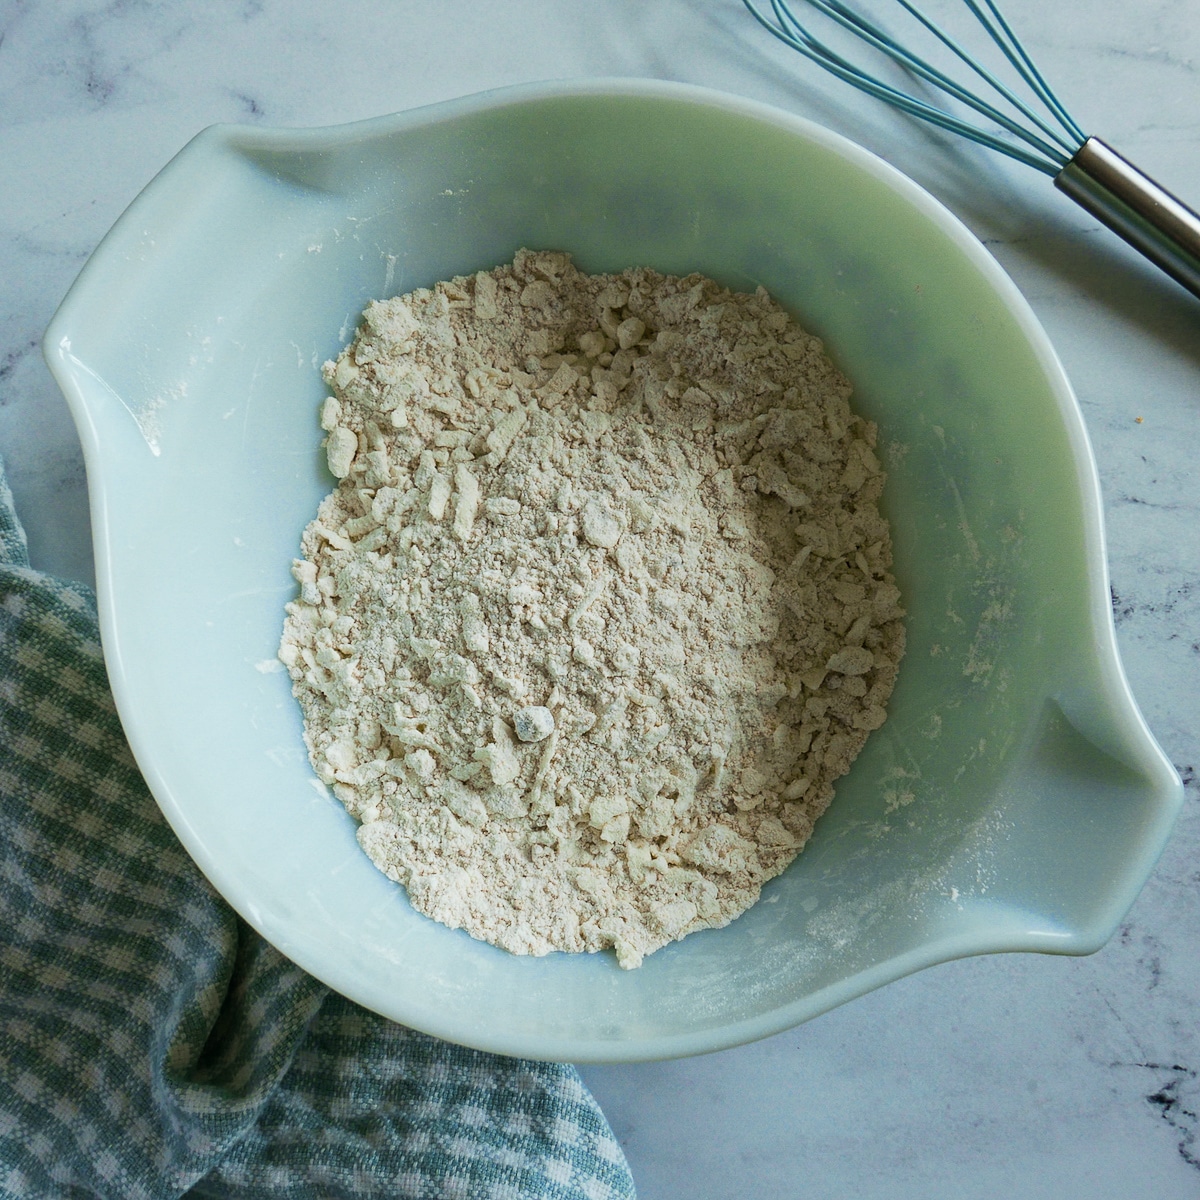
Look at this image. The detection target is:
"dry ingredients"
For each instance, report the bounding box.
[279,250,905,969]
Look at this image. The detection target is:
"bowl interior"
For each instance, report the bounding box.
[46,83,1181,1061]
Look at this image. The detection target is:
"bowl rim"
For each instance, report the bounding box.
[43,77,1183,1062]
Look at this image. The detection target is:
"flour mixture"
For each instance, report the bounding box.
[279,250,905,968]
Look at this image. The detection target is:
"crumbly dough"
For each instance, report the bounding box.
[279,250,905,969]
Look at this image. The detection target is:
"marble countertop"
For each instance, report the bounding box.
[2,1,1197,1195]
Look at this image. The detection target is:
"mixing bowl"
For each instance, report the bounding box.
[44,80,1182,1062]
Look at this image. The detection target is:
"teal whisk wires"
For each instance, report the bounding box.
[743,0,1083,173]
[742,0,1200,301]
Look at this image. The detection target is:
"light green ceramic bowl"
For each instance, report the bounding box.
[44,80,1182,1062]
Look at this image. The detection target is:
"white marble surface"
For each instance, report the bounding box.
[2,1,1198,1195]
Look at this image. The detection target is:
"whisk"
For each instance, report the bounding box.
[743,0,1200,301]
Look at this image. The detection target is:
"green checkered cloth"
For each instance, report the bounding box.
[0,458,635,1200]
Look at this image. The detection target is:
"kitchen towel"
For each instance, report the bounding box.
[0,458,635,1200]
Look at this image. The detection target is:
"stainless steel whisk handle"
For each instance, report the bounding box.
[1055,138,1200,301]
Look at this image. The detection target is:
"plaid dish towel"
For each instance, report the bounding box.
[0,458,635,1200]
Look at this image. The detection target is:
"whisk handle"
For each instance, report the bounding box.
[1055,138,1200,301]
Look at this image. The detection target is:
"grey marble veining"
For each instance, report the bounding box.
[2,1,1198,1196]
